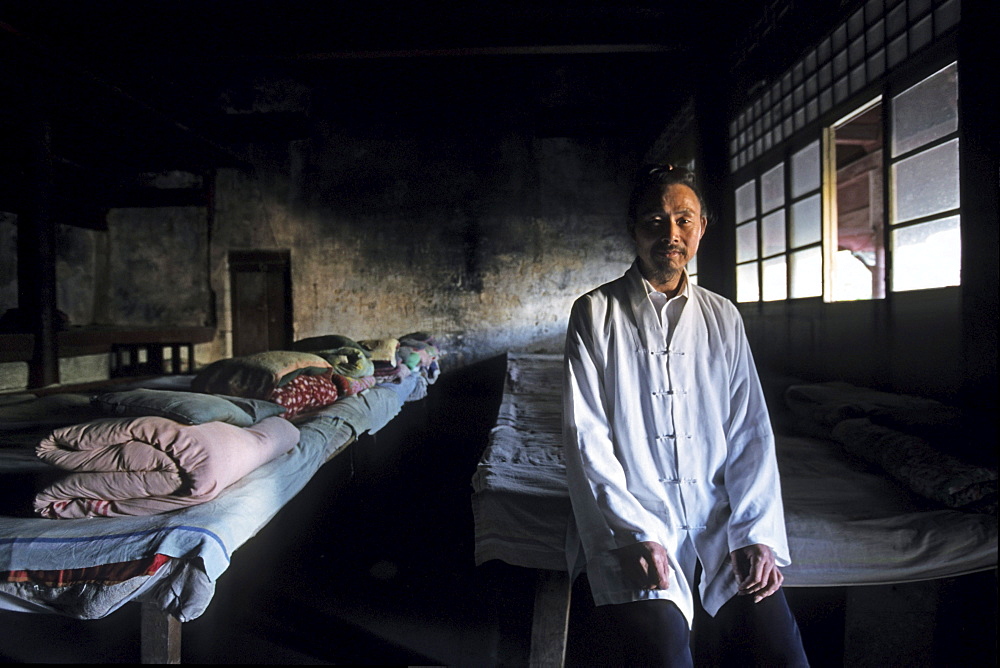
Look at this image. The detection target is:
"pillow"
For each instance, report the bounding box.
[358,338,399,363]
[293,334,368,355]
[268,374,339,419]
[312,347,375,378]
[92,389,257,428]
[191,351,333,399]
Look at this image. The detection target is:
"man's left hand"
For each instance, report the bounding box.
[730,544,783,603]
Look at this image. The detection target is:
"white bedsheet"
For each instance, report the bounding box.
[471,353,998,585]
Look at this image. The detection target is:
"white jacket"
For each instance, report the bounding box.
[562,260,790,624]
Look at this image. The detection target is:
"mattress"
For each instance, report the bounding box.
[0,373,421,621]
[471,353,998,586]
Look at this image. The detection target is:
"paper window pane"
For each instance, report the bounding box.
[887,4,906,36]
[834,50,848,77]
[735,180,757,223]
[909,0,932,21]
[891,216,961,291]
[868,49,885,78]
[935,0,960,34]
[835,76,850,104]
[762,211,786,256]
[909,15,932,51]
[850,64,866,94]
[892,139,960,223]
[761,163,785,212]
[791,140,821,197]
[887,34,907,68]
[867,19,885,51]
[762,256,788,301]
[737,262,760,302]
[891,62,958,157]
[789,247,823,298]
[790,194,822,248]
[849,37,865,66]
[849,8,865,38]
[737,222,759,262]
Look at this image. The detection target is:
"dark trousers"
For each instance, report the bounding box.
[590,582,809,667]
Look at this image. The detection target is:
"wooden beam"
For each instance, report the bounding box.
[529,569,572,668]
[246,43,682,62]
[18,93,59,387]
[140,601,182,664]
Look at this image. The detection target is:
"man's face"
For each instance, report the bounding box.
[630,183,707,289]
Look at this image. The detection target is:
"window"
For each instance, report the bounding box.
[729,0,961,303]
[888,62,961,291]
[827,98,885,301]
[734,141,824,302]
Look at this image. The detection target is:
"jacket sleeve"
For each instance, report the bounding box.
[721,310,791,565]
[563,296,667,552]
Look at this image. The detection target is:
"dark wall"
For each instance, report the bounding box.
[206,75,644,367]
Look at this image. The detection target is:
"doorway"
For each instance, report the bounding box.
[228,250,292,356]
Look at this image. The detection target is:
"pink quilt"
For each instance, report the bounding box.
[33,416,300,519]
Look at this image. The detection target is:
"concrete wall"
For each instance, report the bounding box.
[0,206,211,390]
[208,129,639,370]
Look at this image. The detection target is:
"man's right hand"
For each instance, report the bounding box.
[613,540,672,591]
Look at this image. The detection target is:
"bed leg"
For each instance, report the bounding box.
[140,601,181,664]
[529,569,572,668]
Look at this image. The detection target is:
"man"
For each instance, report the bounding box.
[562,165,808,666]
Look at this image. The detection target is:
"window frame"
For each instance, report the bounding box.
[727,5,961,305]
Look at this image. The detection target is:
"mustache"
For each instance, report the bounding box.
[652,243,686,256]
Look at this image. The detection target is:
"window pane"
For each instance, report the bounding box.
[761,164,785,212]
[762,210,786,256]
[762,256,788,301]
[833,249,876,300]
[891,62,958,156]
[892,139,960,223]
[737,222,759,262]
[790,194,822,247]
[687,253,698,276]
[789,246,823,298]
[791,140,821,197]
[891,216,961,290]
[735,180,757,223]
[834,101,885,301]
[737,262,760,302]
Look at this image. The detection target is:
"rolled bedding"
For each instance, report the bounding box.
[33,415,300,519]
[832,417,997,512]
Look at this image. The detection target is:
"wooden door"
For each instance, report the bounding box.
[229,250,292,356]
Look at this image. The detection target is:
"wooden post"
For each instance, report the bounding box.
[529,569,572,668]
[140,601,182,664]
[18,88,59,388]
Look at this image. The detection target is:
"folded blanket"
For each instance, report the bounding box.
[268,374,339,419]
[33,416,300,519]
[359,338,399,363]
[331,373,377,398]
[784,381,961,438]
[372,359,411,383]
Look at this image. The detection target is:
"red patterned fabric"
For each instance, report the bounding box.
[331,373,377,398]
[2,553,170,587]
[268,373,339,418]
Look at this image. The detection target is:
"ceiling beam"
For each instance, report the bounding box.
[244,43,682,62]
